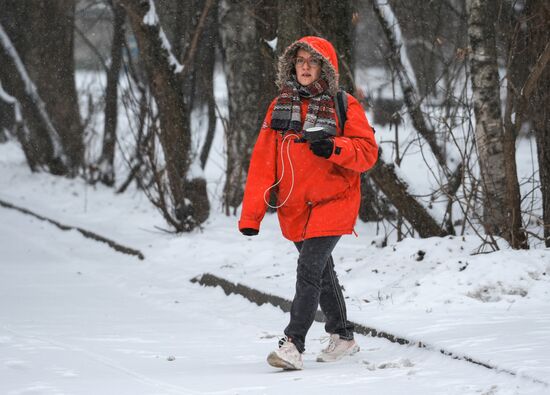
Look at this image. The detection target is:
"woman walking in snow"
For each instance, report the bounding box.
[238,36,378,370]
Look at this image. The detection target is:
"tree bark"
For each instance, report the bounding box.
[25,1,84,171]
[0,22,68,174]
[526,1,550,246]
[191,0,218,170]
[466,0,526,248]
[98,2,126,187]
[533,74,550,247]
[157,0,218,170]
[118,0,209,231]
[276,1,302,55]
[220,0,276,214]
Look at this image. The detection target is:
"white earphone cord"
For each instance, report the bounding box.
[263,133,299,209]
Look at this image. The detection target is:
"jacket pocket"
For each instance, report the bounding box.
[304,163,352,204]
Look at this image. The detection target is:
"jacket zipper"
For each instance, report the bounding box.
[301,201,314,240]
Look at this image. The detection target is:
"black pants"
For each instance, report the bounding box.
[284,236,354,353]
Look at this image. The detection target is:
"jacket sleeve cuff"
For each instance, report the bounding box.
[238,218,261,231]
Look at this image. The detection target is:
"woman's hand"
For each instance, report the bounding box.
[309,138,334,159]
[240,228,259,236]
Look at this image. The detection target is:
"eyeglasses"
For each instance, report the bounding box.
[295,57,321,68]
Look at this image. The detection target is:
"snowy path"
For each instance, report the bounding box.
[1,207,548,394]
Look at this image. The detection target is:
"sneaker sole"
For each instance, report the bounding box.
[316,344,360,362]
[267,352,303,370]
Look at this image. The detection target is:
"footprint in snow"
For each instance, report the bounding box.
[362,358,414,371]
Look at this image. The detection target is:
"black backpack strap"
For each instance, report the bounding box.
[334,89,348,132]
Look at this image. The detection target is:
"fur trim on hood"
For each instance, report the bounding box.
[276,36,339,96]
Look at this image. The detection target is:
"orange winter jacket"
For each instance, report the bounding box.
[238,37,378,241]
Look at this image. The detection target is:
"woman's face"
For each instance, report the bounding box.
[295,48,321,86]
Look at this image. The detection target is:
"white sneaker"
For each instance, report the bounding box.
[316,334,360,362]
[267,337,303,370]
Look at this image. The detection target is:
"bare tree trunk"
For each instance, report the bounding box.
[184,0,219,170]
[220,0,276,214]
[526,1,550,246]
[276,1,302,55]
[157,0,218,170]
[25,1,84,172]
[359,173,388,222]
[98,2,126,186]
[0,22,68,175]
[533,74,550,246]
[118,0,209,231]
[466,0,526,248]
[193,1,218,170]
[370,153,448,238]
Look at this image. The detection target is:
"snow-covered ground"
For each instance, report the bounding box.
[1,135,549,394]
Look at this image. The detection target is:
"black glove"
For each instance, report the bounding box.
[309,138,334,159]
[240,228,259,236]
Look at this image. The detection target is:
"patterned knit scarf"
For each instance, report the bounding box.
[270,76,337,136]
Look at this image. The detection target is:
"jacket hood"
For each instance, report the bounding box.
[276,36,339,96]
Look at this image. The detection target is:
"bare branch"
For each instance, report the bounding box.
[74,24,109,72]
[181,0,215,70]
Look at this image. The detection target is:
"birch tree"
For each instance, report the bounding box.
[466,0,526,248]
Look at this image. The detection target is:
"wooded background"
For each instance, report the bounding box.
[0,0,548,250]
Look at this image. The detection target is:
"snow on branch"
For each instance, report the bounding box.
[142,0,183,74]
[0,82,22,123]
[374,0,418,89]
[142,0,159,25]
[0,81,16,104]
[0,22,67,164]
